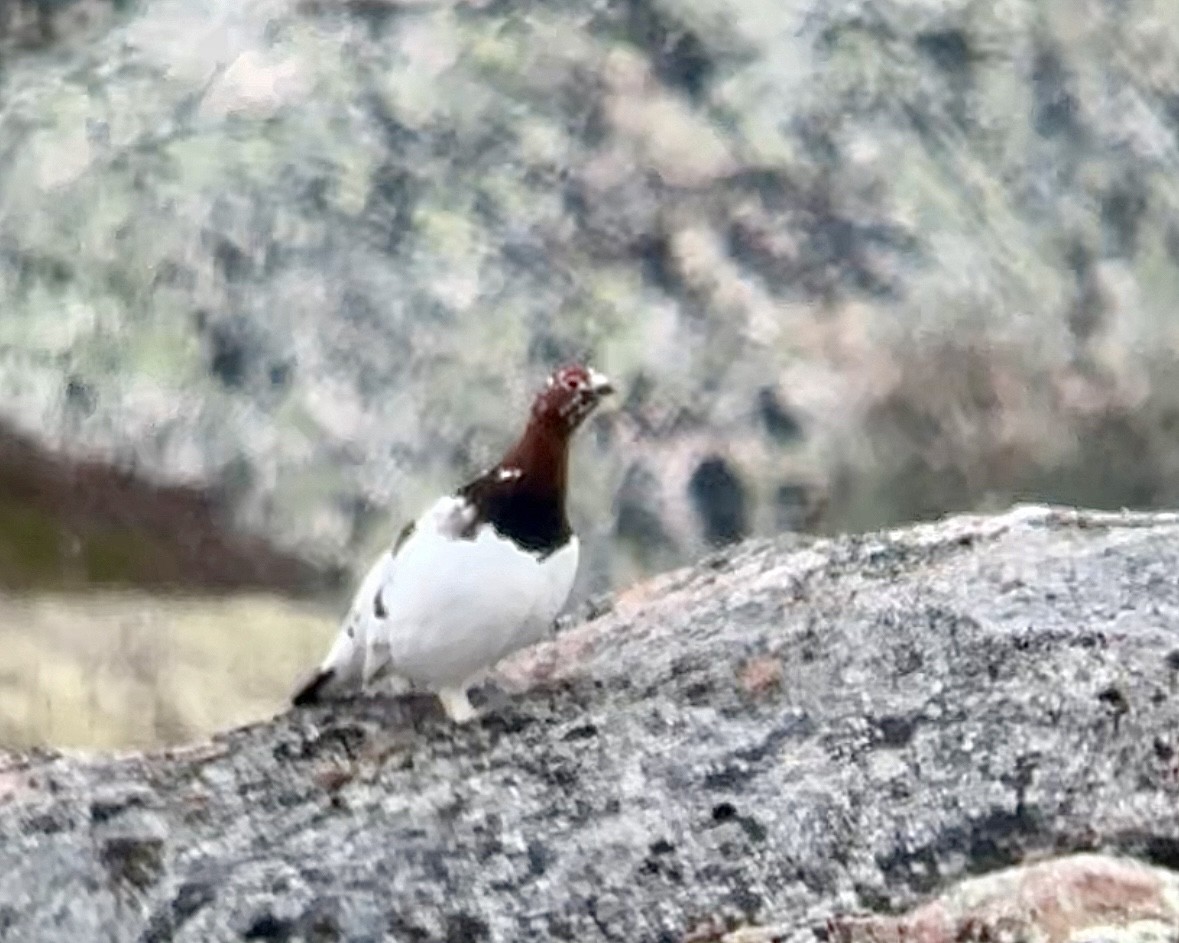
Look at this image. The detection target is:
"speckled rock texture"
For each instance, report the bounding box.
[1,505,1178,942]
[826,854,1179,943]
[0,0,121,52]
[5,0,1179,594]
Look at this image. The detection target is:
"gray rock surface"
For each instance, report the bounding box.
[0,0,121,52]
[4,0,1179,594]
[1,505,1178,942]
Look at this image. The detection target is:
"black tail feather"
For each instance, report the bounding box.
[291,668,335,707]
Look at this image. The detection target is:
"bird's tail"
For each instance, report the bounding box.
[291,666,338,706]
[290,619,365,707]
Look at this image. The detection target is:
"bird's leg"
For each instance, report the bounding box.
[436,686,478,723]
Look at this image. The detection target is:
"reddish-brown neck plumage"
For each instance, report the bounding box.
[457,412,574,556]
[500,413,570,504]
[456,363,609,555]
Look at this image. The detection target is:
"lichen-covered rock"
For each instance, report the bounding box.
[0,0,121,52]
[1,506,1178,941]
[4,0,1179,595]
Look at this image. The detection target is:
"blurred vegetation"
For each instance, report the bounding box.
[0,591,331,750]
[0,425,337,750]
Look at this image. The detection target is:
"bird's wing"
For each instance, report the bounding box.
[290,515,424,705]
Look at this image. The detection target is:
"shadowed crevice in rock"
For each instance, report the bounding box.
[2,506,1179,941]
[688,454,749,546]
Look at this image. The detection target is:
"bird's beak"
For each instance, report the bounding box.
[588,368,614,397]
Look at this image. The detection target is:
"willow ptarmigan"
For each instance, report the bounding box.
[292,363,614,722]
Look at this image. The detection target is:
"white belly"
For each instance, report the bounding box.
[380,522,579,688]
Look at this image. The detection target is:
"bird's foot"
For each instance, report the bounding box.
[436,686,479,723]
[467,679,511,714]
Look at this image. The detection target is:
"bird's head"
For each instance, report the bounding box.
[531,363,615,433]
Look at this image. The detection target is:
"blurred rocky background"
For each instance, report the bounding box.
[2,0,1179,746]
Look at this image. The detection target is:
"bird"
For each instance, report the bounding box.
[291,362,614,722]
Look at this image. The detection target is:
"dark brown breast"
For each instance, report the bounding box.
[456,472,572,558]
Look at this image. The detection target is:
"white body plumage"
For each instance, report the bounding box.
[311,495,580,721]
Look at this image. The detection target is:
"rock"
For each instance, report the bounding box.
[2,505,1179,941]
[0,0,121,52]
[826,854,1179,943]
[4,0,1179,595]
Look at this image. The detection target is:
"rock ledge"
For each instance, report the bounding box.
[2,505,1178,942]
